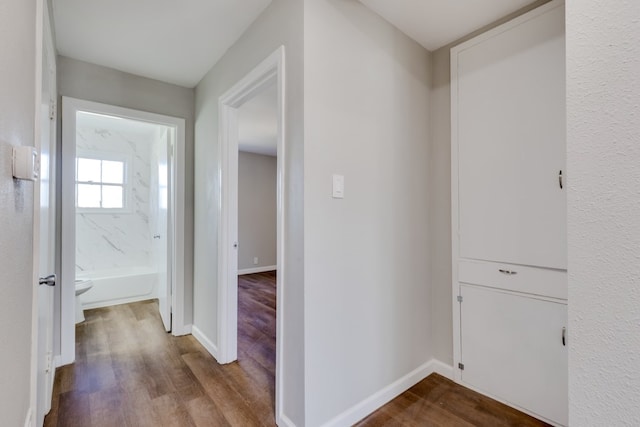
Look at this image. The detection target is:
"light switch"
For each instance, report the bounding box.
[332,174,344,199]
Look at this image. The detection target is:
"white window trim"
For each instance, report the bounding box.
[75,149,133,214]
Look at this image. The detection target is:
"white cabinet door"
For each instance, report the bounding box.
[454,3,566,269]
[460,284,568,426]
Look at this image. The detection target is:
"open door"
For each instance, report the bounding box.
[35,6,57,424]
[154,128,172,332]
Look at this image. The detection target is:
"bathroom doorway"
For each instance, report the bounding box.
[59,98,187,366]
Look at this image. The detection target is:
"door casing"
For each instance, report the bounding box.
[217,46,286,424]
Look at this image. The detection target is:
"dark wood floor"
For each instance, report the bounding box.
[45,271,547,427]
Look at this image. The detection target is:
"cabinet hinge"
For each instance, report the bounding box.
[458,362,465,370]
[457,295,463,303]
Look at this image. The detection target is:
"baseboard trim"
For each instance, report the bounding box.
[278,412,297,427]
[24,407,32,427]
[191,325,219,360]
[320,359,454,427]
[238,265,277,275]
[430,358,454,380]
[172,323,192,337]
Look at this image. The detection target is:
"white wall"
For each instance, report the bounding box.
[303,1,432,425]
[75,123,154,273]
[57,55,195,326]
[0,1,37,425]
[567,1,640,424]
[238,151,277,271]
[193,0,304,423]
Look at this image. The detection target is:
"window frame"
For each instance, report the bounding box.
[75,149,133,214]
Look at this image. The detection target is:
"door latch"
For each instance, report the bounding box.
[39,274,56,287]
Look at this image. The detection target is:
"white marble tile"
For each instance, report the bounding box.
[75,123,156,273]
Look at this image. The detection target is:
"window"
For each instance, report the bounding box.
[76,155,128,210]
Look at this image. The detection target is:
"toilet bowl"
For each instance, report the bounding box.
[75,279,94,323]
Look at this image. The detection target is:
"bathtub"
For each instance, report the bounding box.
[77,266,159,309]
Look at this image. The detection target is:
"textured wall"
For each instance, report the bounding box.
[0,1,36,425]
[567,0,640,424]
[238,151,277,271]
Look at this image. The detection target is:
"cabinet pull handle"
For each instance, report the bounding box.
[559,170,563,189]
[562,327,566,346]
[498,269,517,275]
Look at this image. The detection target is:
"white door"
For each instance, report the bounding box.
[455,4,566,270]
[460,284,568,425]
[36,17,57,425]
[155,129,172,331]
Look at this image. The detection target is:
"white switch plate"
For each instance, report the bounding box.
[332,174,344,199]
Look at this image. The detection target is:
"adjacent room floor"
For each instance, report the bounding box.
[44,271,548,426]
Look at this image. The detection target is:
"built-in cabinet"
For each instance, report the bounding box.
[451,1,567,425]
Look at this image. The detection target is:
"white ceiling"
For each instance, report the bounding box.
[359,0,539,51]
[238,84,278,157]
[53,0,272,88]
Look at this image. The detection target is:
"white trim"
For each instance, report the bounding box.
[320,359,450,427]
[450,0,564,387]
[217,46,287,425]
[60,97,187,365]
[191,325,219,360]
[430,359,455,380]
[24,407,33,427]
[238,265,277,275]
[278,413,297,427]
[30,0,45,424]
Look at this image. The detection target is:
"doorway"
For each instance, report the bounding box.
[217,46,285,423]
[59,98,187,366]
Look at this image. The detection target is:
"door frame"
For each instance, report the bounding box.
[217,46,286,423]
[59,98,187,366]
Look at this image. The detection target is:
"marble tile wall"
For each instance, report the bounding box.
[75,123,154,274]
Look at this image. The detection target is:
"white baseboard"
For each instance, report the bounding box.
[277,412,297,427]
[430,358,454,380]
[320,359,454,427]
[24,407,32,427]
[191,325,219,360]
[174,324,192,336]
[238,265,277,275]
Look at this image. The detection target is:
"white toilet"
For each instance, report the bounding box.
[75,279,94,323]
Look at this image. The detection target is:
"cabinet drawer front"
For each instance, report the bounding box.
[458,259,566,300]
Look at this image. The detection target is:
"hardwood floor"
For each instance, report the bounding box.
[45,271,548,427]
[356,374,550,427]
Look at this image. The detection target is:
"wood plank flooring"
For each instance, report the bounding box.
[45,271,548,427]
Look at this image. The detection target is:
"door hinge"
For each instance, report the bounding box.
[49,100,56,120]
[458,362,465,370]
[457,295,463,303]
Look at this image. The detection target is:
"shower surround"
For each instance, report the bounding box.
[75,117,167,308]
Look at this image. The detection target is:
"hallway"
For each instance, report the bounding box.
[44,271,278,426]
[44,272,547,426]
